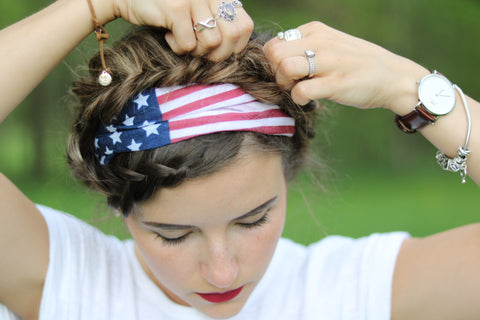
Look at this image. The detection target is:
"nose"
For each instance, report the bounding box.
[201,240,239,289]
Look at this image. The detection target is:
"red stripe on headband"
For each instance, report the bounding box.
[95,83,295,165]
[156,84,212,104]
[165,89,246,120]
[169,109,290,131]
[158,85,247,120]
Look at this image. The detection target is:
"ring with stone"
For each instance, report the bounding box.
[277,29,302,41]
[305,50,316,77]
[216,1,239,22]
[194,17,217,31]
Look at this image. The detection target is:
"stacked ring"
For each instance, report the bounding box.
[277,29,302,41]
[216,0,243,22]
[305,50,315,77]
[194,0,243,32]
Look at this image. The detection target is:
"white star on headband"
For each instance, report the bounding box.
[94,84,295,166]
[123,115,135,126]
[142,121,161,137]
[110,131,122,145]
[134,93,150,110]
[127,139,142,151]
[106,124,116,133]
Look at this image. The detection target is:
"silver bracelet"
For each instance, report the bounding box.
[435,84,472,183]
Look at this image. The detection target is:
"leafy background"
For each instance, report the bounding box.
[0,0,479,244]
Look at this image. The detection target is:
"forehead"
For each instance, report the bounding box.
[137,152,285,224]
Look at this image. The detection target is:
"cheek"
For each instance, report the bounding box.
[138,236,197,281]
[238,208,286,275]
[126,221,197,286]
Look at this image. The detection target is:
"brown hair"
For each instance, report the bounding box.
[67,27,318,216]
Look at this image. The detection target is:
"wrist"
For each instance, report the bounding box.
[87,0,117,26]
[384,58,430,116]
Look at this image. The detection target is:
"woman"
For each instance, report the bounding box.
[1,1,480,320]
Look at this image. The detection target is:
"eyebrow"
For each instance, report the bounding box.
[141,196,278,231]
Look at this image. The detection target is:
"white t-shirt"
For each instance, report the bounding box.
[0,205,408,320]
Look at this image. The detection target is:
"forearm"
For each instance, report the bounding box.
[387,60,480,185]
[0,0,115,123]
[264,22,480,186]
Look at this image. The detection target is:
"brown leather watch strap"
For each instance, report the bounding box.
[395,104,437,134]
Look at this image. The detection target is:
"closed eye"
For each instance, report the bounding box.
[236,210,270,229]
[144,196,277,245]
[153,231,192,246]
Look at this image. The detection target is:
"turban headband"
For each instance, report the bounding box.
[94,83,295,165]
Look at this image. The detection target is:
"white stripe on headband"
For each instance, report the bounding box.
[94,83,295,164]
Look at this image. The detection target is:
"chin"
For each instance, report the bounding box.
[203,308,243,319]
[197,298,247,319]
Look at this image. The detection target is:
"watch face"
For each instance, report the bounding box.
[418,73,456,115]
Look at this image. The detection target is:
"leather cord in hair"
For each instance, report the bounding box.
[86,0,112,84]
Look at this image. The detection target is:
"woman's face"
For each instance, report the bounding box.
[124,151,287,319]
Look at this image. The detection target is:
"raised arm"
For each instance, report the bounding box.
[0,1,102,317]
[0,0,96,122]
[0,0,253,318]
[0,0,253,122]
[264,21,480,185]
[265,21,480,319]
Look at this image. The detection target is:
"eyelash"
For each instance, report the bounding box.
[237,210,270,229]
[154,232,191,247]
[154,210,271,246]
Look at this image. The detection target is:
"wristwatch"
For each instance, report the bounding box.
[395,70,456,133]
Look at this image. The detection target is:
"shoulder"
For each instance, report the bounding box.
[37,204,100,232]
[302,232,409,289]
[273,232,409,272]
[37,203,124,249]
[255,233,409,319]
[37,204,139,319]
[36,203,127,261]
[306,232,409,266]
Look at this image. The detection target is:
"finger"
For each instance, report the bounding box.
[264,41,307,77]
[231,9,254,53]
[275,52,318,90]
[206,7,254,60]
[163,4,198,54]
[190,0,222,56]
[264,24,312,66]
[291,77,332,105]
[193,1,253,61]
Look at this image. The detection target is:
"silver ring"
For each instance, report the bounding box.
[216,1,238,22]
[305,50,315,77]
[194,17,217,31]
[277,29,302,41]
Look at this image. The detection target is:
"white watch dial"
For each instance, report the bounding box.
[418,73,456,115]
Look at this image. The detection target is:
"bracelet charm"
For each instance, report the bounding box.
[434,83,471,184]
[436,147,470,183]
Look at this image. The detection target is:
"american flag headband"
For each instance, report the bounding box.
[94,83,295,165]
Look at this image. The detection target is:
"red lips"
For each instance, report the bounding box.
[197,286,243,303]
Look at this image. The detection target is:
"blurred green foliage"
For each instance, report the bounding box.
[0,0,478,243]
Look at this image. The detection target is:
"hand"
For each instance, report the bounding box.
[264,21,429,112]
[109,0,254,60]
